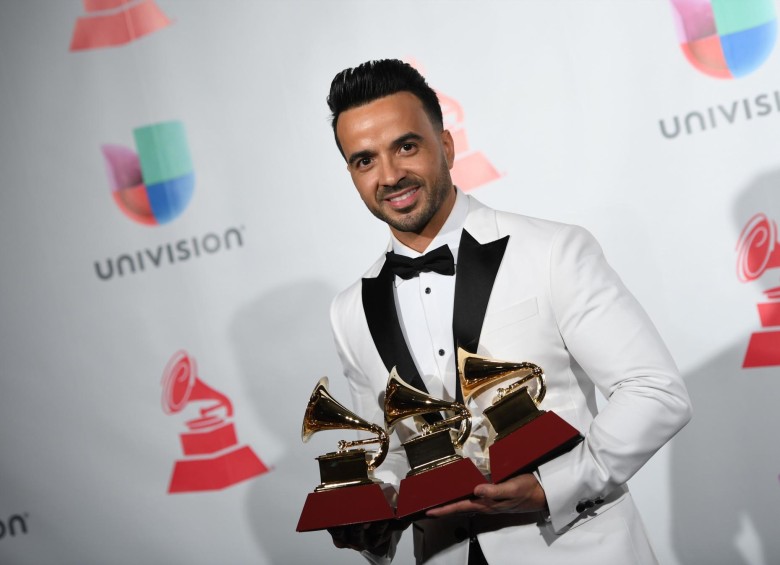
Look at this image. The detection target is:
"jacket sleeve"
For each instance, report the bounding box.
[537,224,692,533]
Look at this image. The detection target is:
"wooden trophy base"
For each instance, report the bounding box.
[395,457,487,519]
[489,411,582,483]
[296,482,396,532]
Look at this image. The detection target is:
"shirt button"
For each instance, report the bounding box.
[425,287,431,294]
[438,349,445,356]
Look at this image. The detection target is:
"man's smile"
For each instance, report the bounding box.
[384,186,420,209]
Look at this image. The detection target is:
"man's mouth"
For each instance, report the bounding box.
[385,187,419,209]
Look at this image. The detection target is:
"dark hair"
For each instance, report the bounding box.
[327,59,443,157]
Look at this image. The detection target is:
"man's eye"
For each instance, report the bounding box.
[357,157,372,168]
[401,143,415,152]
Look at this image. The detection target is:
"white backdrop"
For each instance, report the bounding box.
[1,1,779,564]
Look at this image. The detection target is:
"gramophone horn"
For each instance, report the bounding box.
[301,377,388,470]
[161,350,233,416]
[457,347,546,405]
[384,368,472,448]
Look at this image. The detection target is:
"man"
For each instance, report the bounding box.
[326,59,691,564]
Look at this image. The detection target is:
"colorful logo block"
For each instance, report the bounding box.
[671,0,777,78]
[102,121,195,226]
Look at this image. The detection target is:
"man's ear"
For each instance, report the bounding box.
[441,129,455,169]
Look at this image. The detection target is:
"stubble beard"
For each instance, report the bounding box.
[371,159,453,234]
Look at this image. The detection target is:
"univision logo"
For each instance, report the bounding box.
[0,514,28,541]
[670,0,777,78]
[102,121,194,226]
[93,226,246,281]
[95,121,246,281]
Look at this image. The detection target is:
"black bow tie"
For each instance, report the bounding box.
[384,245,456,280]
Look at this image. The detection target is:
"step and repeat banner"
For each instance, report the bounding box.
[1,1,779,564]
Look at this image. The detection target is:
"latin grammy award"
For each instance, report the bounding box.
[296,377,396,532]
[457,348,583,483]
[384,368,487,518]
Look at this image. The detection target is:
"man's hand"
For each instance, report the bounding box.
[425,473,548,517]
[327,518,410,554]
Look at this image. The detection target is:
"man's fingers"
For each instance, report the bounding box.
[473,483,507,500]
[474,474,537,500]
[424,474,547,518]
[327,520,398,552]
[425,497,499,517]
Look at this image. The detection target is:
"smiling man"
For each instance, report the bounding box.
[338,90,456,251]
[325,59,691,564]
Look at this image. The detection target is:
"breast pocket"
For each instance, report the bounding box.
[479,297,541,355]
[484,296,539,334]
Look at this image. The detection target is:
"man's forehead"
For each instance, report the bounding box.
[336,92,431,144]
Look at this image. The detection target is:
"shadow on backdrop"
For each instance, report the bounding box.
[229,279,372,564]
[670,170,780,565]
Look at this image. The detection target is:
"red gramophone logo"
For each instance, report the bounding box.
[439,90,502,192]
[406,59,501,192]
[70,0,171,52]
[736,213,780,368]
[161,350,269,493]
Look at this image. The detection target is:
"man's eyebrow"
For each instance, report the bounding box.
[346,149,375,167]
[346,132,425,166]
[392,132,423,147]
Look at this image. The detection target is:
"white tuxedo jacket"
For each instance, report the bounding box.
[330,195,691,564]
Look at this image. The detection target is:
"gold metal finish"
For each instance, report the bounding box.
[301,377,389,470]
[457,348,546,405]
[384,367,472,448]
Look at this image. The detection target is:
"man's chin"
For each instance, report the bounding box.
[386,215,429,234]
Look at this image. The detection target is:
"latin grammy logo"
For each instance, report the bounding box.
[736,213,780,368]
[438,89,502,192]
[405,57,500,192]
[161,350,269,493]
[69,0,171,52]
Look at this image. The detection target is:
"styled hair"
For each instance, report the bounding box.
[327,59,443,157]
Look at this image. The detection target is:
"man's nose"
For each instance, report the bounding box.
[378,156,404,188]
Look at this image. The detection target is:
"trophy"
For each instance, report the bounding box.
[384,368,487,518]
[296,377,396,532]
[458,348,583,483]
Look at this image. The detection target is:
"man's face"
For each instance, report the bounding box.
[335,92,455,244]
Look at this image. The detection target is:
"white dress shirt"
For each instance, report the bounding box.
[389,189,490,467]
[389,189,468,400]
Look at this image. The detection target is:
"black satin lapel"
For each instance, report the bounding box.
[452,230,509,401]
[362,264,429,394]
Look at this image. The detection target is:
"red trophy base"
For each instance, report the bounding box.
[489,411,582,483]
[296,483,396,532]
[395,458,487,519]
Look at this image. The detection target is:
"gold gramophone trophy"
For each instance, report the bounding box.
[385,368,487,518]
[457,348,583,483]
[296,377,396,532]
